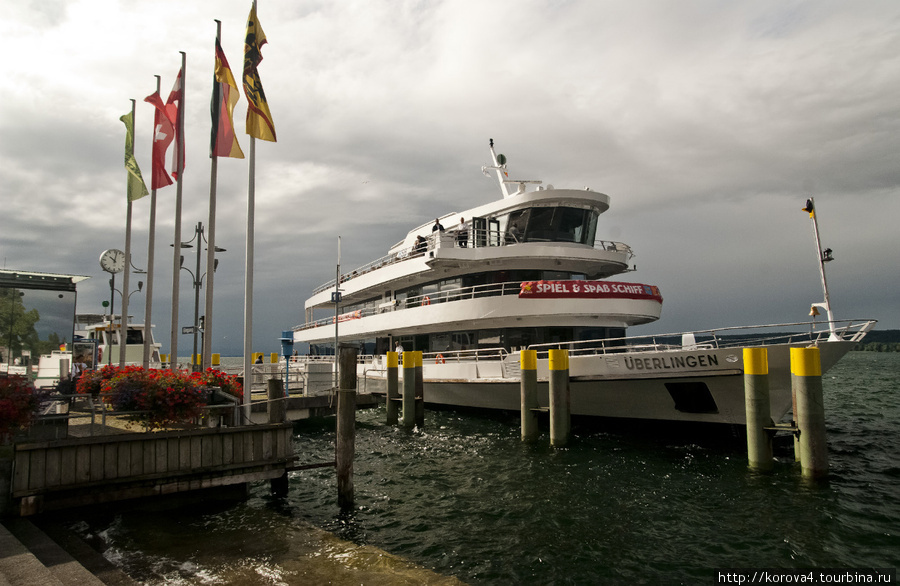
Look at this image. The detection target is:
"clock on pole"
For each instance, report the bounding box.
[99,249,126,274]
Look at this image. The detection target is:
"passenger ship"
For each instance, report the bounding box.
[290,141,874,426]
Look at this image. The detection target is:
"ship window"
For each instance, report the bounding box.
[478,330,501,347]
[664,382,719,414]
[502,206,600,245]
[506,209,530,243]
[126,329,143,344]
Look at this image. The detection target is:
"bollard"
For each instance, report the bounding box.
[268,377,289,497]
[386,351,399,425]
[336,345,358,509]
[402,351,416,427]
[792,347,828,479]
[548,349,570,447]
[212,353,220,366]
[414,351,424,428]
[270,352,278,364]
[520,350,539,442]
[267,378,285,424]
[743,348,773,471]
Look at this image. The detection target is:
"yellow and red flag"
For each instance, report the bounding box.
[243,1,276,142]
[211,40,245,159]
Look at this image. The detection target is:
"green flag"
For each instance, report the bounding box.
[120,111,149,201]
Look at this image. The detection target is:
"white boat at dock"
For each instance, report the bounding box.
[32,313,162,389]
[288,141,875,427]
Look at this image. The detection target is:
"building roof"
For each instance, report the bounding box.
[0,268,90,292]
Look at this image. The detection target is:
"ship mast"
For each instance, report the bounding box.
[483,139,542,198]
[484,138,511,198]
[803,198,838,340]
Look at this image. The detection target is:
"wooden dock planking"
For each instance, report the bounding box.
[11,424,294,515]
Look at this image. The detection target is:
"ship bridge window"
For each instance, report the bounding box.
[504,206,599,245]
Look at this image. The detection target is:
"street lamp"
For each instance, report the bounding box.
[105,280,143,366]
[177,221,224,372]
[5,289,25,368]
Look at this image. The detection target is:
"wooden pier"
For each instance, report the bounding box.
[9,423,295,516]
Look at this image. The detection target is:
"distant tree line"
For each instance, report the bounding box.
[853,330,900,352]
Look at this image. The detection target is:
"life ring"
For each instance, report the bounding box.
[422,296,431,306]
[435,354,445,364]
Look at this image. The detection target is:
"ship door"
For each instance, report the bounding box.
[472,217,487,247]
[471,217,499,248]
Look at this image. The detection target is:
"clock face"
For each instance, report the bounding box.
[99,249,126,274]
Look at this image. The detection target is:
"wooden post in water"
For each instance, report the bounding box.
[267,377,289,496]
[548,349,570,447]
[414,351,424,428]
[743,348,773,471]
[520,350,539,442]
[266,378,288,497]
[791,347,828,479]
[336,344,358,508]
[386,351,399,425]
[267,378,285,424]
[402,351,416,428]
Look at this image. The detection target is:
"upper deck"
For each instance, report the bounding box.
[305,186,632,312]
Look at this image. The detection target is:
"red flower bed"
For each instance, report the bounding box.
[0,375,42,441]
[191,368,243,400]
[74,366,242,430]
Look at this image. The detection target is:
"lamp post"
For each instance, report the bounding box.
[108,280,144,366]
[177,221,224,372]
[5,289,24,368]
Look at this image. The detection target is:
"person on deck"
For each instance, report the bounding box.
[456,217,468,248]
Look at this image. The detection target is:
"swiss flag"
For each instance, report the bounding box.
[143,91,175,189]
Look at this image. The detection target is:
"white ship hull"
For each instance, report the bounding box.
[358,337,857,426]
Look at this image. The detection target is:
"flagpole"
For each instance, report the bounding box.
[143,75,161,369]
[242,135,255,421]
[120,99,136,368]
[204,21,223,372]
[170,51,186,369]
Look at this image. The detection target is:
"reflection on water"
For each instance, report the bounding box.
[57,353,900,584]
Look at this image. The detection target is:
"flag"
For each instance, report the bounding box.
[243,1,276,142]
[167,68,185,179]
[119,111,149,202]
[211,39,245,158]
[143,90,175,189]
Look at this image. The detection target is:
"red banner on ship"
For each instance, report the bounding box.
[519,280,663,302]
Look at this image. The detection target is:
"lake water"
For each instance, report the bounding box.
[59,352,899,584]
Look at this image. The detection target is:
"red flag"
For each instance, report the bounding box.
[211,40,244,158]
[167,68,185,179]
[143,91,175,189]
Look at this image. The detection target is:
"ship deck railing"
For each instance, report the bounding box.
[296,279,529,332]
[311,227,631,296]
[525,319,877,359]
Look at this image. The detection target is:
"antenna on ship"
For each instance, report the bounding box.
[802,198,839,340]
[483,138,511,198]
[482,139,542,199]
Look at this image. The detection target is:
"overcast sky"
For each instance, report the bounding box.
[2,0,898,357]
